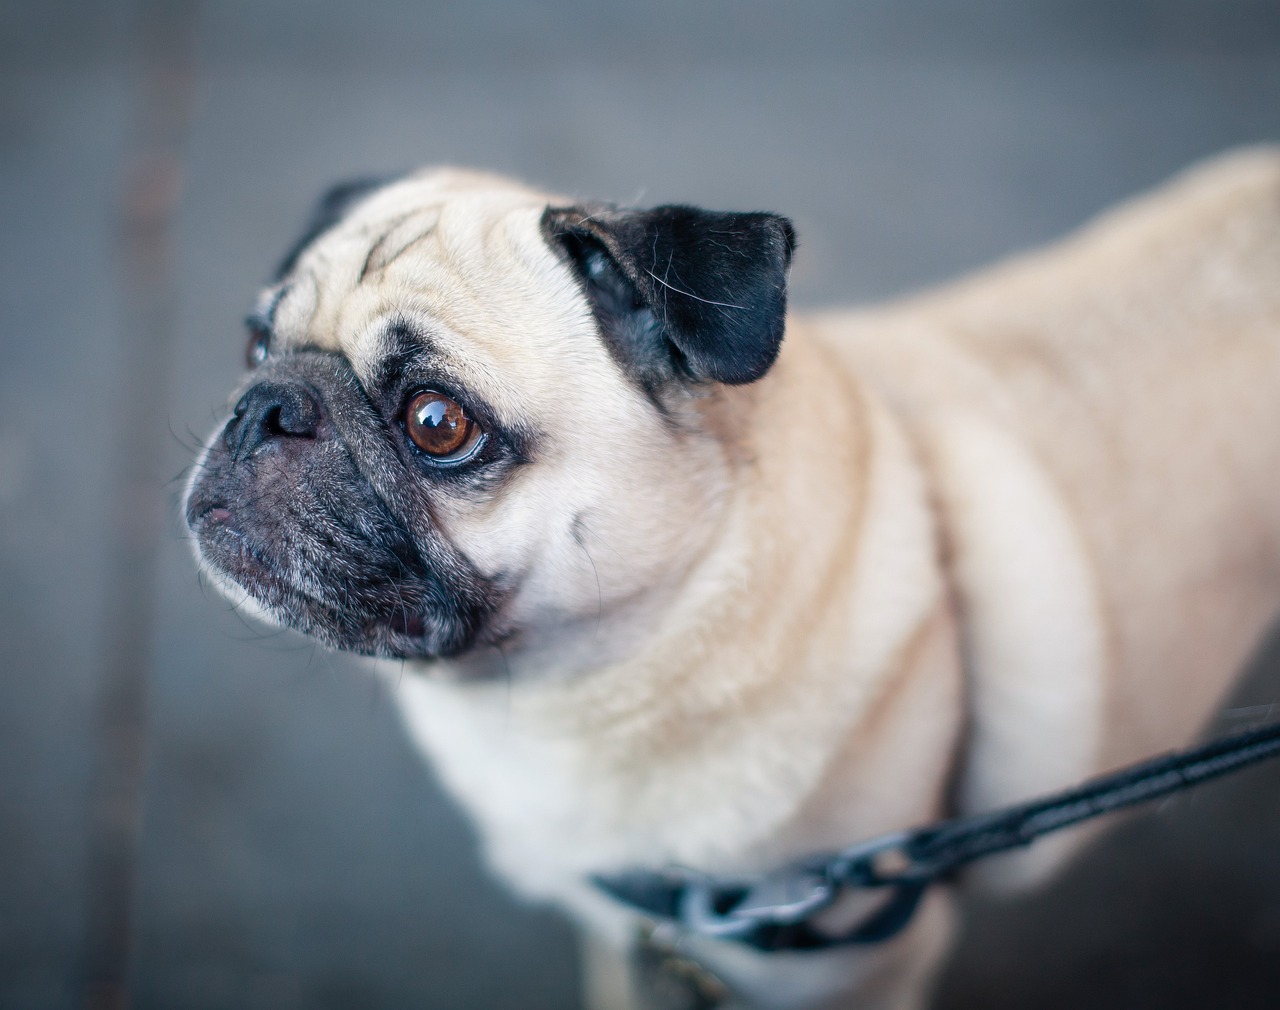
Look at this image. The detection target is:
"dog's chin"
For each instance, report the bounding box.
[189,505,471,662]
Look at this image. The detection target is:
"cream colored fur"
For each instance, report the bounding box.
[256,149,1280,1009]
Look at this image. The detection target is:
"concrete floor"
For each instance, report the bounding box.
[2,1,1279,1007]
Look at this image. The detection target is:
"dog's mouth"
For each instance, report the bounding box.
[199,506,234,526]
[187,494,478,661]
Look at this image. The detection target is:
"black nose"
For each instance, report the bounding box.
[224,381,323,460]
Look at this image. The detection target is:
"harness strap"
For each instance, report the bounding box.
[595,719,1280,952]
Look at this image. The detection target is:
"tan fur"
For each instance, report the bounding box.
[253,149,1280,1008]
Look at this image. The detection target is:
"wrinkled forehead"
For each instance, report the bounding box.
[254,170,596,413]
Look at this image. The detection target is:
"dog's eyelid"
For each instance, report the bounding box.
[247,283,291,324]
[267,284,292,322]
[244,311,272,335]
[244,285,291,334]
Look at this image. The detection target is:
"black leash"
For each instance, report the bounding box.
[594,719,1280,953]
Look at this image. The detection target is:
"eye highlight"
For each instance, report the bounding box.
[245,323,271,369]
[404,390,480,460]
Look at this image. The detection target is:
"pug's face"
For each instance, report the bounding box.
[185,169,793,674]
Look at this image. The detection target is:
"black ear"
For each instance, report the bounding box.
[542,203,796,388]
[275,176,393,279]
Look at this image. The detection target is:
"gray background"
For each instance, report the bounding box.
[3,1,1280,1008]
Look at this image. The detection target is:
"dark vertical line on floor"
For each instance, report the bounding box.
[83,3,199,1008]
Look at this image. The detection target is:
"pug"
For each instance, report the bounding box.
[185,148,1280,1009]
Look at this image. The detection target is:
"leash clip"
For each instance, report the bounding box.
[676,829,929,940]
[678,868,837,939]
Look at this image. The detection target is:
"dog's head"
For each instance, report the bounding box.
[185,169,795,672]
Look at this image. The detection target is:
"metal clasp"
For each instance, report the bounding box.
[678,868,838,939]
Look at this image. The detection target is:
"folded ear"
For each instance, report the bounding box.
[275,176,393,280]
[542,203,796,389]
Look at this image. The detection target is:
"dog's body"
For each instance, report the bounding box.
[187,148,1280,1009]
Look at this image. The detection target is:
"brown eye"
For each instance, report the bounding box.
[246,325,270,369]
[405,390,478,459]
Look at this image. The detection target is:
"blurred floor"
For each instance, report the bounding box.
[1,2,1279,1008]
